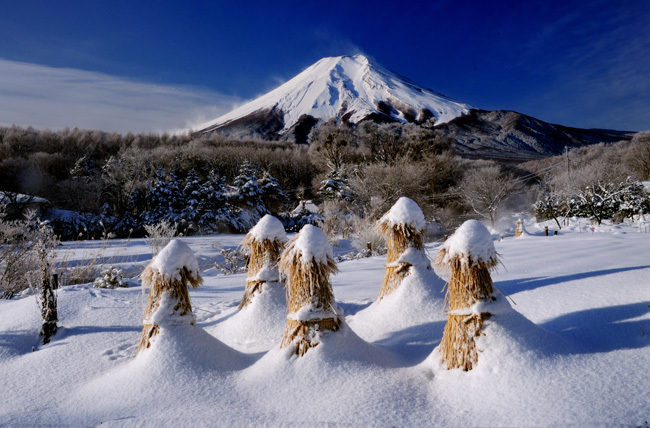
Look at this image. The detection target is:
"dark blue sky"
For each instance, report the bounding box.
[1,0,649,132]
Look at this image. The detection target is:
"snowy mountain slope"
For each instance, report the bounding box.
[197,54,471,140]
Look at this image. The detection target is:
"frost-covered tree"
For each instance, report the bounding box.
[308,119,357,171]
[457,163,518,227]
[0,210,58,299]
[566,178,648,224]
[568,182,620,225]
[348,157,429,220]
[627,132,650,180]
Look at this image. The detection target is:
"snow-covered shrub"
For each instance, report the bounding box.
[93,266,128,289]
[533,193,567,226]
[214,249,248,275]
[533,178,649,225]
[279,210,324,233]
[351,215,387,255]
[615,178,648,220]
[144,220,177,256]
[0,210,58,299]
[47,210,117,241]
[318,200,356,240]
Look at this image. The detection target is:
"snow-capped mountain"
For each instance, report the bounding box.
[197,54,470,141]
[196,54,633,157]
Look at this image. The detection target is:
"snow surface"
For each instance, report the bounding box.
[148,239,200,281]
[209,281,286,353]
[378,196,426,230]
[199,54,471,134]
[246,214,287,242]
[1,218,649,426]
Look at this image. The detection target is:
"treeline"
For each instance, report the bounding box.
[0,125,315,238]
[1,123,648,240]
[522,132,650,225]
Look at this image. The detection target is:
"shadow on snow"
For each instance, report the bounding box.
[497,265,650,295]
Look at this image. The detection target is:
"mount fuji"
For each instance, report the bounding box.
[197,54,470,142]
[196,55,632,159]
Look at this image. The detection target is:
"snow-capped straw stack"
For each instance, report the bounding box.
[435,220,498,370]
[238,215,287,310]
[279,224,340,356]
[137,239,203,354]
[376,197,427,300]
[515,219,523,238]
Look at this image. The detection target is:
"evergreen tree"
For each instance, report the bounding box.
[195,172,230,233]
[318,168,352,202]
[231,162,263,210]
[180,169,203,227]
[258,170,286,213]
[141,169,185,225]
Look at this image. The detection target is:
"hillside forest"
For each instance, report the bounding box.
[0,121,649,242]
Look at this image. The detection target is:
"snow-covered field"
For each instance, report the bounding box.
[1,219,649,426]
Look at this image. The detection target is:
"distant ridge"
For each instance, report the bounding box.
[438,109,633,161]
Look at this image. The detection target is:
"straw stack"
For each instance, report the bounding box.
[137,239,203,354]
[279,225,340,356]
[435,220,498,371]
[515,219,523,238]
[376,197,427,300]
[238,215,287,309]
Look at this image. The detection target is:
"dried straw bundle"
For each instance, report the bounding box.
[279,225,340,356]
[238,234,285,309]
[376,214,425,300]
[137,242,203,354]
[515,219,523,238]
[435,220,499,371]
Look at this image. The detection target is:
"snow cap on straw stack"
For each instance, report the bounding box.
[377,196,426,231]
[148,239,201,282]
[437,219,498,273]
[246,214,288,243]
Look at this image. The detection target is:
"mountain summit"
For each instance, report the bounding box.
[197,54,470,141]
